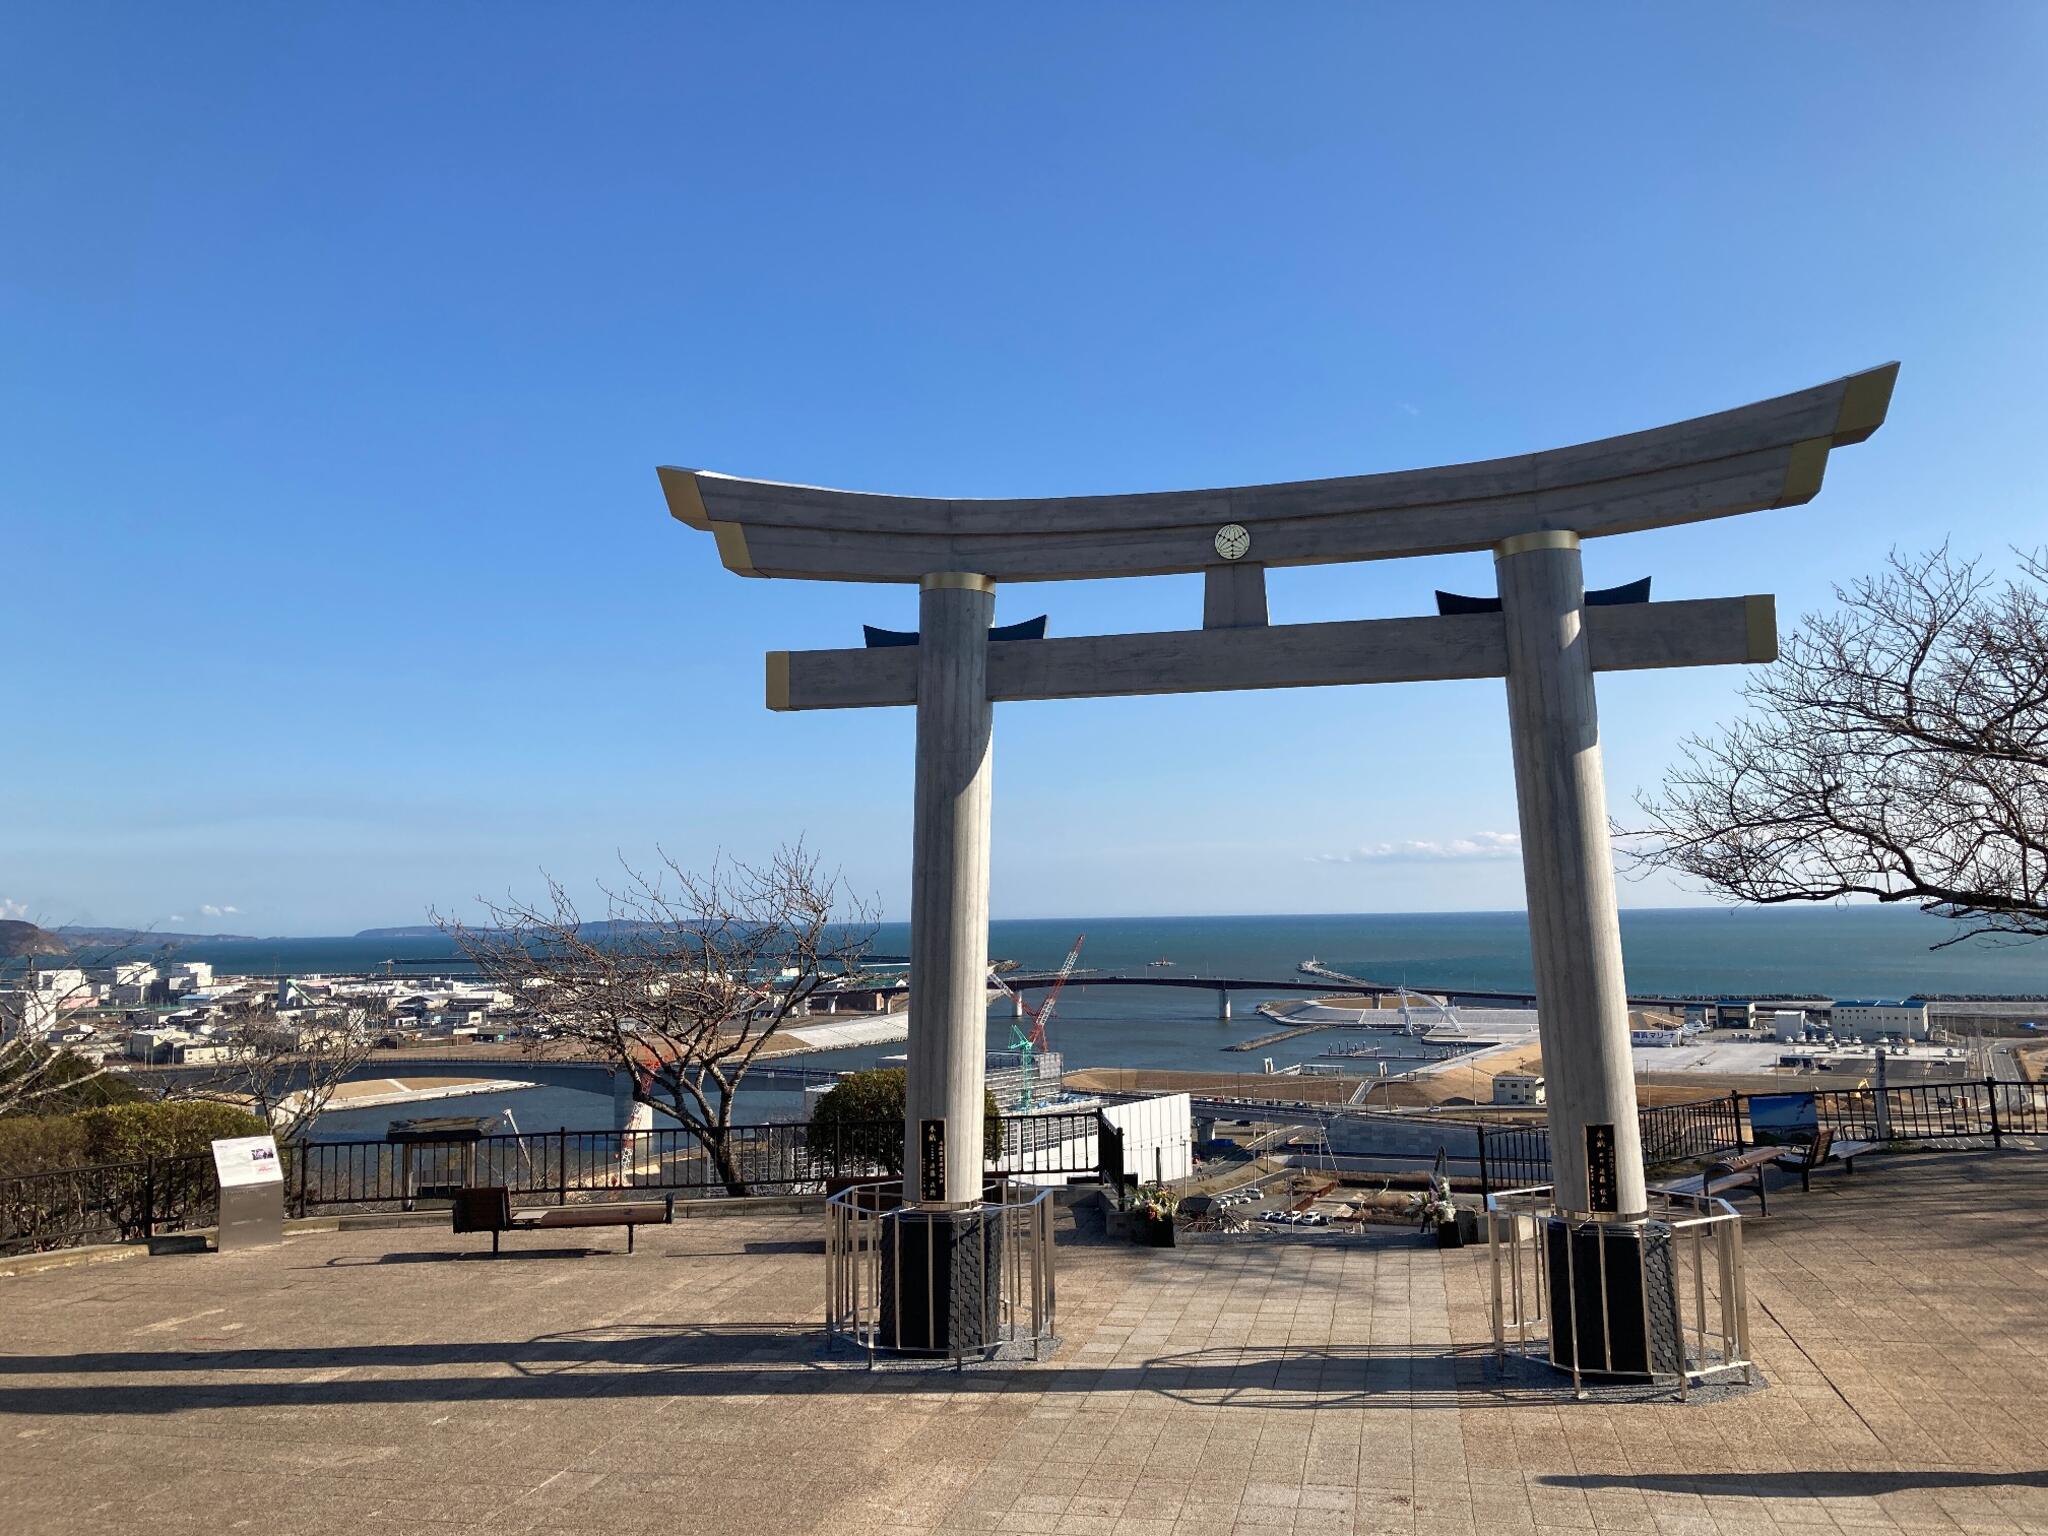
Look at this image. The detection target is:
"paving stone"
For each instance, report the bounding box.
[5,1151,2048,1532]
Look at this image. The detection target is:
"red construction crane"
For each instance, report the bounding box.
[991,933,1086,1109]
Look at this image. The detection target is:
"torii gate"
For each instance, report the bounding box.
[662,362,1895,1356]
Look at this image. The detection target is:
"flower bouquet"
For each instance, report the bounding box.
[1407,1174,1463,1248]
[1125,1183,1179,1247]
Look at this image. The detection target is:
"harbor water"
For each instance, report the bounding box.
[134,907,2048,1138]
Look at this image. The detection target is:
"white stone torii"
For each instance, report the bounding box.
[663,363,1895,1221]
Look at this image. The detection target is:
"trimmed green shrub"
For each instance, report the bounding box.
[76,1101,269,1165]
[0,1113,90,1178]
[0,1100,272,1254]
[0,1101,268,1180]
[804,1067,999,1176]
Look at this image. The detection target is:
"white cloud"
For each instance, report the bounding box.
[0,898,26,920]
[200,903,240,918]
[167,914,185,924]
[1315,832,1521,864]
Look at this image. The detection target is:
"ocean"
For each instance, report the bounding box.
[107,904,2048,998]
[129,906,2048,1139]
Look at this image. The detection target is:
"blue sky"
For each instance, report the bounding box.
[3,5,2044,935]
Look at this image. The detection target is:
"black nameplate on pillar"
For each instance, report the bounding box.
[1586,1123,1619,1213]
[919,1118,947,1202]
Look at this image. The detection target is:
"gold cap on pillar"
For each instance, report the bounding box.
[1494,530,1581,560]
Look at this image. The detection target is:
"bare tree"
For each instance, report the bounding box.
[1628,547,2048,947]
[178,1002,375,1144]
[0,936,133,1118]
[0,1029,120,1119]
[441,844,875,1196]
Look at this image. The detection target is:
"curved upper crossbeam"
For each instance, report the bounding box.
[661,363,1896,584]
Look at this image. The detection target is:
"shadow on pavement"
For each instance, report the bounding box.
[1545,1470,2048,1496]
[0,1329,1528,1416]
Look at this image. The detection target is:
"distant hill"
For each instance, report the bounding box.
[0,920,70,959]
[354,925,449,940]
[54,925,263,945]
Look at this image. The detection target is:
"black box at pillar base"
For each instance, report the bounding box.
[878,1207,1006,1355]
[1543,1218,1683,1377]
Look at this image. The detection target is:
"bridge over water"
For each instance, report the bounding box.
[1000,971,1394,1019]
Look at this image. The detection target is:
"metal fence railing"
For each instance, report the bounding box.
[2,1111,1112,1257]
[1475,1097,1747,1199]
[1809,1079,2039,1144]
[1471,1079,2039,1197]
[0,1152,218,1257]
[8,1081,2035,1256]
[1638,1095,1746,1165]
[1474,1122,1553,1195]
[285,1113,1109,1214]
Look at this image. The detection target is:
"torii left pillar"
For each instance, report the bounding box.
[886,572,999,1353]
[904,573,996,1203]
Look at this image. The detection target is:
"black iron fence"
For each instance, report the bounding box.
[1472,1078,2040,1196]
[1474,1096,1746,1197]
[8,1084,2034,1254]
[2,1111,1112,1257]
[289,1112,1107,1213]
[0,1151,218,1256]
[1473,1122,1552,1194]
[1638,1094,1746,1164]
[1809,1078,2041,1145]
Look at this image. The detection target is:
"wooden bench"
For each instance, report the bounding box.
[1683,1130,1878,1215]
[1772,1129,1875,1192]
[451,1186,674,1254]
[1701,1147,1783,1213]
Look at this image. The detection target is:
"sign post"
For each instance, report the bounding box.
[211,1134,286,1253]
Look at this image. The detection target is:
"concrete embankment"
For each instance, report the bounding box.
[312,1076,538,1111]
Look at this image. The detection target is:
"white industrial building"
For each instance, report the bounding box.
[33,967,91,1001]
[1492,1072,1546,1106]
[126,1027,234,1065]
[167,961,214,990]
[1831,999,1931,1040]
[1,989,60,1040]
[1771,1010,1810,1043]
[127,1027,191,1063]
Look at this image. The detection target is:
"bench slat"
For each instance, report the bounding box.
[511,1204,672,1229]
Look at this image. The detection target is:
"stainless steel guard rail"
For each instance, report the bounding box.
[825,1178,1058,1366]
[1485,1183,1753,1401]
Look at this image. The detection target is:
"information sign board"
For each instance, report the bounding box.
[211,1135,285,1253]
[212,1135,284,1189]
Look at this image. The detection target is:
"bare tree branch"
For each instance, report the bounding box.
[1624,546,2048,948]
[174,1004,376,1143]
[438,842,876,1196]
[1,930,138,1117]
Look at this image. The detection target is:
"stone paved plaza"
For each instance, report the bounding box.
[4,1150,2047,1535]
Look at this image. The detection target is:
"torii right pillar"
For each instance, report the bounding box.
[1497,529,1673,1376]
[1497,529,1646,1219]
